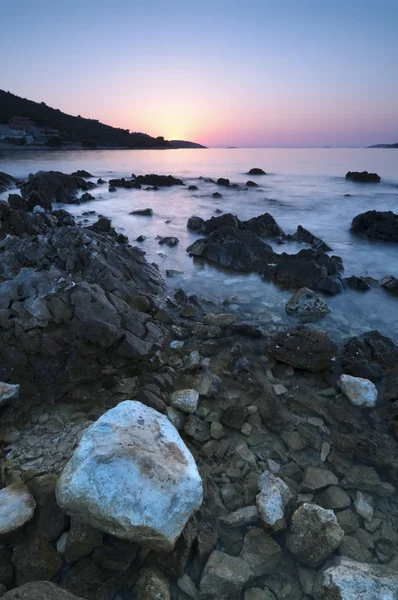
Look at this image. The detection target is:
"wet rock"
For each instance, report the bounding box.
[2,582,82,599]
[216,178,230,186]
[338,374,377,408]
[158,236,179,247]
[287,503,344,567]
[187,215,206,232]
[247,168,267,175]
[256,471,292,532]
[169,389,199,414]
[79,192,95,202]
[8,194,29,212]
[108,185,116,192]
[200,550,251,597]
[136,234,146,242]
[346,171,381,183]
[0,382,19,408]
[269,328,338,372]
[203,312,236,327]
[56,401,203,551]
[188,185,198,191]
[240,528,282,577]
[313,557,398,600]
[339,330,398,381]
[135,567,170,600]
[301,468,339,492]
[0,483,36,534]
[345,275,373,291]
[290,225,332,251]
[71,170,93,178]
[219,506,260,528]
[21,171,95,204]
[286,288,330,317]
[316,486,351,511]
[381,275,398,294]
[130,208,153,216]
[232,321,263,337]
[63,518,103,562]
[351,210,398,242]
[246,180,258,187]
[134,174,184,187]
[212,191,222,198]
[0,172,16,194]
[12,537,63,586]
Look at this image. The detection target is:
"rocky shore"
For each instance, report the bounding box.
[0,169,397,600]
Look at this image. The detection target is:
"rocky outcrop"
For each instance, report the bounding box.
[56,401,203,551]
[314,557,398,599]
[0,172,16,193]
[71,170,93,178]
[346,171,381,183]
[135,174,184,187]
[381,275,398,294]
[351,210,398,242]
[20,171,96,205]
[3,582,83,599]
[246,168,266,175]
[286,288,330,317]
[289,225,331,251]
[269,328,338,372]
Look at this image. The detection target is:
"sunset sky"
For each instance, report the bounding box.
[2,0,397,147]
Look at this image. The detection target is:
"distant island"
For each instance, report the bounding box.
[0,90,206,150]
[367,142,398,148]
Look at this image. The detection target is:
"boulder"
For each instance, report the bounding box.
[301,468,339,492]
[338,374,377,408]
[130,208,153,216]
[240,528,282,577]
[3,582,83,599]
[169,389,199,414]
[286,503,344,567]
[0,483,36,534]
[381,275,398,294]
[289,225,331,251]
[0,382,20,408]
[135,567,170,600]
[187,215,206,232]
[286,288,330,317]
[344,275,373,291]
[71,170,93,178]
[351,210,398,242]
[256,471,292,532]
[247,168,267,175]
[134,174,184,187]
[269,328,338,372]
[188,185,198,191]
[158,236,179,247]
[246,180,258,187]
[0,172,16,193]
[313,557,398,599]
[200,550,251,597]
[56,401,203,551]
[216,178,230,186]
[21,171,95,204]
[346,171,381,183]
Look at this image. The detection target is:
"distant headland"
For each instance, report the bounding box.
[367,142,398,148]
[0,90,206,150]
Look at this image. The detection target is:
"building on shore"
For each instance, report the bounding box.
[0,118,60,145]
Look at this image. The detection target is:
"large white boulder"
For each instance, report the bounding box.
[338,374,377,408]
[56,401,203,551]
[314,557,398,599]
[0,482,36,534]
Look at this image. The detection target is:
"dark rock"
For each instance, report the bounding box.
[351,210,398,242]
[144,186,159,191]
[108,185,116,192]
[108,177,141,189]
[381,275,398,294]
[12,537,63,586]
[212,192,222,198]
[240,528,282,577]
[0,172,16,193]
[216,178,230,186]
[136,235,146,242]
[27,190,52,211]
[97,178,105,184]
[188,185,198,190]
[246,180,258,187]
[134,174,184,187]
[71,170,93,178]
[247,168,266,175]
[338,330,398,381]
[345,275,373,291]
[232,321,263,337]
[270,327,338,372]
[130,208,153,216]
[78,192,95,203]
[2,582,82,599]
[8,194,29,213]
[346,171,381,183]
[158,237,179,247]
[21,171,96,204]
[222,406,248,429]
[27,475,68,541]
[316,275,345,295]
[290,225,331,251]
[89,217,112,233]
[136,388,168,415]
[0,545,14,588]
[62,557,110,599]
[63,519,103,563]
[187,215,206,232]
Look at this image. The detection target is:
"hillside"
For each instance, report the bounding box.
[368,143,398,148]
[0,90,205,149]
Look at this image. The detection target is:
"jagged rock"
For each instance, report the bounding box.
[2,582,83,599]
[71,170,93,178]
[12,538,63,586]
[0,172,16,193]
[351,210,398,242]
[134,174,184,187]
[286,288,330,317]
[56,401,203,551]
[301,468,339,492]
[63,519,103,563]
[290,225,331,251]
[269,328,338,372]
[345,275,374,291]
[134,567,170,600]
[240,528,282,577]
[187,215,206,232]
[381,275,398,294]
[338,374,377,408]
[169,389,199,414]
[192,372,222,397]
[316,487,351,511]
[21,171,95,204]
[130,208,153,216]
[338,330,398,381]
[287,503,344,567]
[0,382,19,407]
[313,557,398,599]
[247,168,266,175]
[200,550,251,597]
[256,471,292,533]
[341,465,385,494]
[346,171,381,183]
[0,483,36,534]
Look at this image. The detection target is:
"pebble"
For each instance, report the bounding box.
[241,423,252,436]
[170,340,184,350]
[273,384,288,396]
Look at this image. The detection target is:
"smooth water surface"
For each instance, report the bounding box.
[1,147,397,340]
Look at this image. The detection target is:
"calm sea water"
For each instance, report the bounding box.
[1,147,398,341]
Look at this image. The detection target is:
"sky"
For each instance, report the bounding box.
[1,0,398,147]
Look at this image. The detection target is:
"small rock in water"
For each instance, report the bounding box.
[354,491,374,523]
[135,235,146,242]
[170,340,184,350]
[192,373,222,397]
[0,482,36,534]
[338,374,377,408]
[256,471,293,533]
[129,208,153,216]
[166,269,184,277]
[286,287,330,317]
[0,381,20,407]
[169,389,199,414]
[158,236,179,247]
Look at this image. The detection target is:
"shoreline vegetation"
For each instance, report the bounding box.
[0,167,397,598]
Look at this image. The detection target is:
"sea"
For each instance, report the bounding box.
[1,147,397,342]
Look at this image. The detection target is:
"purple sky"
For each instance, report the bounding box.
[1,0,398,147]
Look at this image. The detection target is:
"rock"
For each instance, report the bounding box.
[203,312,236,327]
[286,288,330,317]
[245,590,275,600]
[338,374,377,408]
[79,193,95,203]
[177,573,198,598]
[2,582,83,599]
[222,406,247,429]
[316,487,352,511]
[130,208,153,216]
[8,194,29,212]
[0,172,16,194]
[346,170,381,183]
[247,168,267,175]
[301,468,339,492]
[0,483,36,534]
[286,503,344,567]
[232,321,263,337]
[219,506,260,528]
[341,465,383,493]
[192,373,222,397]
[351,210,398,242]
[63,519,103,562]
[354,492,374,523]
[269,328,338,372]
[27,475,68,541]
[212,191,222,198]
[12,538,63,586]
[290,225,332,251]
[0,382,19,408]
[187,215,206,233]
[135,567,170,600]
[256,471,292,533]
[216,178,230,186]
[339,330,398,381]
[134,174,184,187]
[56,401,203,551]
[71,170,93,178]
[200,550,251,597]
[246,180,258,187]
[158,236,179,247]
[108,185,116,192]
[169,389,199,414]
[188,185,198,191]
[240,528,282,577]
[381,275,398,294]
[336,509,359,534]
[345,275,374,291]
[21,171,95,204]
[192,324,222,339]
[313,557,398,600]
[210,422,226,440]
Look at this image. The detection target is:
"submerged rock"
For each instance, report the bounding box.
[0,483,36,534]
[269,328,338,372]
[287,503,344,567]
[256,471,292,533]
[286,287,330,317]
[313,557,398,599]
[338,374,378,408]
[158,236,179,247]
[200,550,251,597]
[247,168,267,175]
[56,401,203,551]
[346,171,381,183]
